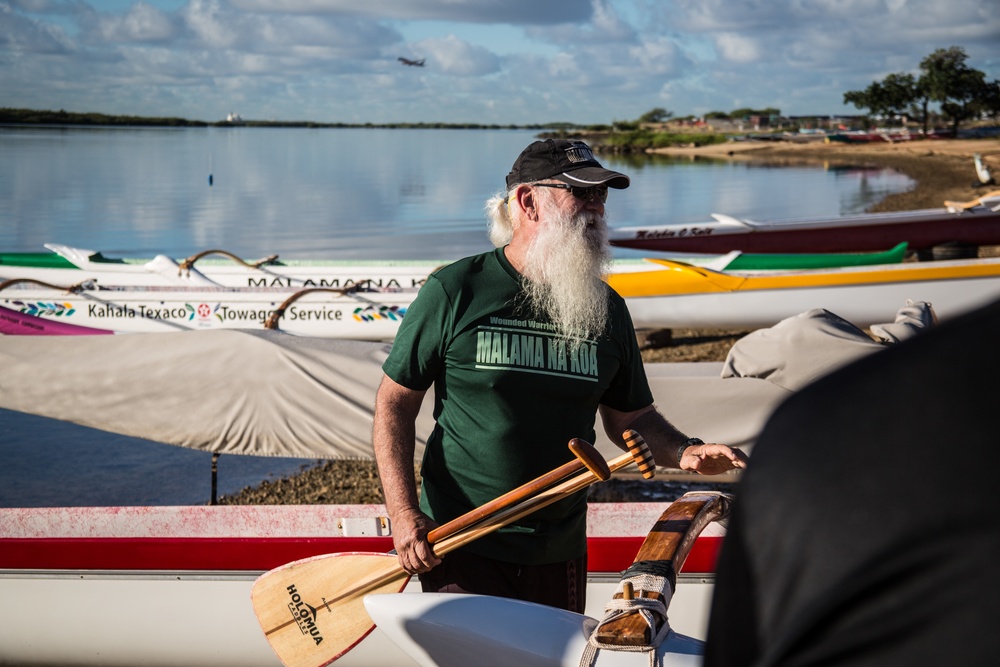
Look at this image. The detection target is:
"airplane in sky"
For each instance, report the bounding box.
[397,57,425,67]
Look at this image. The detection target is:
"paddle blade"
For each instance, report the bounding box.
[251,552,409,667]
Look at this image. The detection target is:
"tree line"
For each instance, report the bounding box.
[0,108,552,130]
[843,46,999,135]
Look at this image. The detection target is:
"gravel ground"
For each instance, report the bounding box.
[219,136,1000,506]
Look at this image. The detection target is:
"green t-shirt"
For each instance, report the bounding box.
[382,248,653,564]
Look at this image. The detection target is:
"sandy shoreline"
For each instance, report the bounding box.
[650,137,1000,213]
[221,135,1000,505]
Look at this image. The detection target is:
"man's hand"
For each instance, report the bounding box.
[391,506,442,575]
[680,443,748,475]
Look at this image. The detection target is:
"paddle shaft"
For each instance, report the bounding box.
[426,437,607,545]
[263,451,634,635]
[434,448,644,557]
[252,432,655,667]
[261,438,608,637]
[263,433,651,637]
[328,436,651,606]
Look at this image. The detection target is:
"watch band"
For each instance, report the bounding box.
[677,437,704,466]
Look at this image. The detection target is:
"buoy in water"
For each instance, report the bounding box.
[208,174,214,186]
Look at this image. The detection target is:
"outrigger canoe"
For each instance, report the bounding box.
[0,279,415,340]
[365,492,730,667]
[607,255,1000,330]
[608,191,1000,254]
[0,244,443,289]
[1,247,950,338]
[0,496,726,666]
[0,242,909,289]
[0,306,937,665]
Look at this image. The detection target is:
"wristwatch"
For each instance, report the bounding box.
[677,437,704,466]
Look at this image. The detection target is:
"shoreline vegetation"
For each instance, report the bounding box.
[0,107,552,130]
[7,108,995,504]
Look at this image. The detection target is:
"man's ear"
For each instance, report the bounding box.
[515,186,537,220]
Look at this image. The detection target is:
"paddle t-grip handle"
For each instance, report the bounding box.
[623,429,656,479]
[569,437,611,480]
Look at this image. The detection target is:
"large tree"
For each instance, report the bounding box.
[843,72,918,126]
[637,108,673,124]
[920,47,991,135]
[844,46,993,135]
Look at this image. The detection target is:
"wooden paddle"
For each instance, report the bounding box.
[251,431,654,667]
[944,188,1000,211]
[594,491,733,646]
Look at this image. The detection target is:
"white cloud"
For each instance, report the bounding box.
[627,36,684,76]
[82,2,178,44]
[0,0,996,124]
[413,35,500,76]
[0,2,75,54]
[177,0,397,59]
[713,32,759,63]
[526,0,635,44]
[228,0,592,25]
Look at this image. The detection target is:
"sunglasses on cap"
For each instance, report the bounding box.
[532,182,609,203]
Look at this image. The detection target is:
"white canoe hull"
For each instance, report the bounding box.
[0,284,415,339]
[12,259,998,337]
[2,244,446,288]
[0,244,672,289]
[611,256,1000,330]
[365,593,704,667]
[0,504,722,667]
[625,271,1000,329]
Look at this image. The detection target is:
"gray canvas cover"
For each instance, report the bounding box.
[722,300,935,391]
[0,302,933,461]
[0,329,786,461]
[0,330,426,459]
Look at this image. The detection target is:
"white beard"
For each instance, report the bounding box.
[520,198,612,343]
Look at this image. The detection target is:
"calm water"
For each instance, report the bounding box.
[0,127,913,506]
[0,126,913,259]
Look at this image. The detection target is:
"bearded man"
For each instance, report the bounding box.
[373,139,746,612]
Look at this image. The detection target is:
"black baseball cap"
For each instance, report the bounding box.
[505,139,630,190]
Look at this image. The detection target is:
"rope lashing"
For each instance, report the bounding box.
[178,249,280,276]
[263,282,371,330]
[579,567,675,667]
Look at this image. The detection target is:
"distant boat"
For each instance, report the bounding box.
[608,192,1000,254]
[225,112,244,124]
[825,128,912,143]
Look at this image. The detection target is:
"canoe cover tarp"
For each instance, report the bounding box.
[0,330,412,460]
[0,301,932,461]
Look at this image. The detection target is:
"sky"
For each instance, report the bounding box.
[2,0,998,126]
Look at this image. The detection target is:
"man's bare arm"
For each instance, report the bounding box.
[599,404,747,474]
[372,375,440,573]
